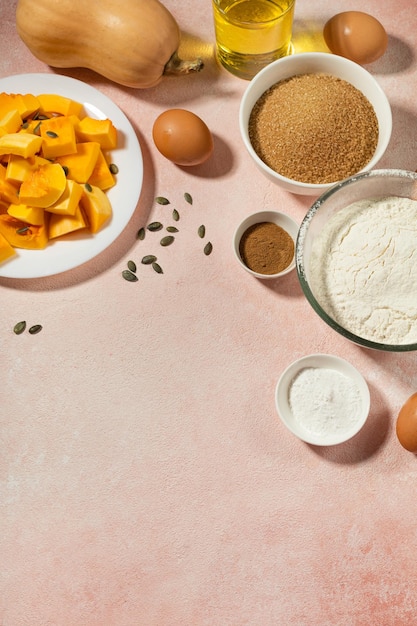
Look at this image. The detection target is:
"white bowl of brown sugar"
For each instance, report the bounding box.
[239,52,392,196]
[233,210,299,279]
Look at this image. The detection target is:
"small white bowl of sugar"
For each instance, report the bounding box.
[275,354,370,446]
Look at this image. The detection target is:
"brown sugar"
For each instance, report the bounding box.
[239,221,294,274]
[248,73,379,185]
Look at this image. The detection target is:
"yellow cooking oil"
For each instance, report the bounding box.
[213,0,295,79]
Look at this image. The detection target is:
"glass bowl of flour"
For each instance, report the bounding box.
[296,169,417,351]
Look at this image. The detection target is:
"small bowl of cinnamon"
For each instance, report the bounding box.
[233,210,299,279]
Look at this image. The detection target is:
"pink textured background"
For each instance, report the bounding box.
[1,1,417,624]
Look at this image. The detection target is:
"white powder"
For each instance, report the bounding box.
[288,367,362,436]
[309,196,417,345]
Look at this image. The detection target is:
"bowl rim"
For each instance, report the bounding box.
[233,209,299,279]
[296,168,417,352]
[275,353,370,446]
[239,51,393,193]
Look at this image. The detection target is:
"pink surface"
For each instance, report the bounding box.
[1,1,417,624]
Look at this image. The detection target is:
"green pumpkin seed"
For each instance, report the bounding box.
[147,221,163,232]
[28,324,43,335]
[122,269,138,282]
[184,192,193,205]
[21,121,29,129]
[204,242,213,256]
[127,260,137,273]
[13,320,26,335]
[109,163,119,174]
[166,226,178,233]
[198,225,205,238]
[160,235,174,247]
[16,226,30,235]
[155,196,170,205]
[33,121,42,135]
[137,227,145,240]
[152,262,163,274]
[84,182,93,192]
[46,130,58,138]
[142,254,157,265]
[172,209,179,222]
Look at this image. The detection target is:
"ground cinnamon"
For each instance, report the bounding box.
[239,221,294,274]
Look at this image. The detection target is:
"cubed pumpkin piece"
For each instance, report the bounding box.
[0,133,43,158]
[8,203,45,226]
[0,93,40,119]
[75,117,118,150]
[80,183,112,233]
[40,116,77,158]
[37,94,83,117]
[0,109,23,136]
[0,164,20,204]
[46,179,83,216]
[87,149,116,190]
[6,154,49,184]
[0,230,16,263]
[19,119,42,136]
[49,204,86,239]
[0,214,49,249]
[19,162,67,208]
[20,94,41,119]
[56,142,100,183]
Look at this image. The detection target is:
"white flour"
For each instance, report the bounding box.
[289,367,362,436]
[309,196,417,345]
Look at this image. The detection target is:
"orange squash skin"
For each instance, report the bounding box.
[16,0,198,88]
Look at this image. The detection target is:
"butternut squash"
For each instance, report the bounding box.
[15,0,204,89]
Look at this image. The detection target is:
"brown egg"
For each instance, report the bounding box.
[323,11,388,65]
[152,109,214,166]
[396,393,417,452]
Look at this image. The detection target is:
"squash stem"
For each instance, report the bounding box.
[164,51,204,76]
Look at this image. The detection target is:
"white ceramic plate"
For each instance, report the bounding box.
[0,73,143,278]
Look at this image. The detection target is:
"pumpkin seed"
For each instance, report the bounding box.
[28,324,42,335]
[127,260,137,273]
[137,227,145,240]
[155,196,170,205]
[33,121,42,135]
[16,226,30,235]
[21,121,29,129]
[152,262,163,274]
[172,209,179,222]
[166,226,178,233]
[37,114,49,120]
[109,163,119,175]
[122,269,138,282]
[198,225,205,238]
[13,320,26,335]
[84,182,93,192]
[184,192,193,205]
[46,130,58,138]
[204,242,213,256]
[61,165,69,177]
[160,235,175,247]
[141,254,157,265]
[147,221,163,232]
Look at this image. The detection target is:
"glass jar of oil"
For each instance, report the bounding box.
[212,0,295,79]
